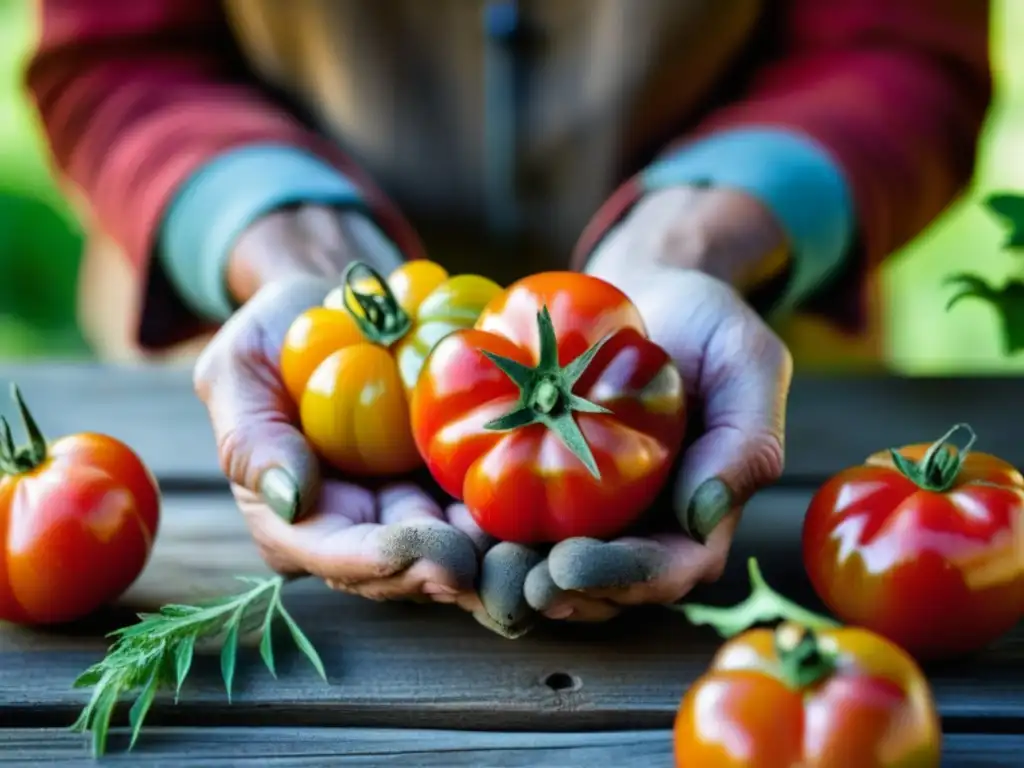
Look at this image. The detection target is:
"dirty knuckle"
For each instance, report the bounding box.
[216,425,257,484]
[748,431,785,485]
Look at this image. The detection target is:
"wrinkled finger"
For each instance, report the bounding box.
[242,479,447,585]
[300,517,478,591]
[630,271,791,542]
[194,276,335,523]
[677,307,790,541]
[238,479,375,575]
[523,559,622,621]
[477,542,543,632]
[557,522,741,607]
[546,537,669,591]
[524,559,564,612]
[555,598,622,623]
[445,503,497,554]
[378,483,445,524]
[329,557,471,602]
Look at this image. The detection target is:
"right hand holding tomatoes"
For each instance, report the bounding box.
[193,211,489,616]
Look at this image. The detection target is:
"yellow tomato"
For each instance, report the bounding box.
[280,259,502,477]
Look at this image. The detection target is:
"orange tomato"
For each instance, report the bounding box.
[674,559,941,768]
[280,260,502,476]
[0,386,160,625]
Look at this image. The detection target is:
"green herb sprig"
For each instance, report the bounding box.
[70,575,325,757]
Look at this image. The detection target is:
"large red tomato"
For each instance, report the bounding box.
[675,559,942,767]
[410,271,687,544]
[802,424,1024,661]
[0,386,160,625]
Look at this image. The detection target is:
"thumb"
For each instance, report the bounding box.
[629,270,792,544]
[673,300,792,544]
[194,276,333,522]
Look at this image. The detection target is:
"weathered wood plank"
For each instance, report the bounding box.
[0,728,670,767]
[0,727,1019,766]
[1,489,1020,733]
[0,364,1020,482]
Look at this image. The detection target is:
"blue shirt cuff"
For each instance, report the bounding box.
[158,144,367,322]
[641,128,855,314]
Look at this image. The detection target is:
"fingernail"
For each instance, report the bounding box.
[545,605,575,620]
[260,467,300,523]
[683,478,732,544]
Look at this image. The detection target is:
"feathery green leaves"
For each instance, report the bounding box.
[70,575,326,757]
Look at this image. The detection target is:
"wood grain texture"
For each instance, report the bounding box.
[0,728,1019,767]
[0,364,1021,482]
[1,490,1020,733]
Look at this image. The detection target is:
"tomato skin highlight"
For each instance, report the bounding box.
[0,432,160,626]
[801,436,1024,661]
[280,260,502,477]
[673,623,942,768]
[410,271,686,544]
[300,344,421,477]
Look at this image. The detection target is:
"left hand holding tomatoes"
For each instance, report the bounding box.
[194,273,484,616]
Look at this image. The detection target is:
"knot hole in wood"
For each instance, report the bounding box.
[543,671,581,692]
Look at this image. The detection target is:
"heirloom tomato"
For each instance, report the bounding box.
[280,259,502,476]
[675,559,941,768]
[802,424,1024,661]
[410,271,687,544]
[0,385,160,625]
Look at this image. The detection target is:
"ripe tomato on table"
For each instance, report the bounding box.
[410,271,687,544]
[675,559,942,767]
[801,424,1024,661]
[280,259,502,477]
[0,386,160,625]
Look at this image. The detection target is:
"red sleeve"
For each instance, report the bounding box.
[576,0,992,331]
[25,0,423,350]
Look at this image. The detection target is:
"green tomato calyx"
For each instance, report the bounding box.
[481,305,614,480]
[340,260,412,347]
[889,422,976,493]
[673,557,840,688]
[0,383,49,474]
[773,624,838,690]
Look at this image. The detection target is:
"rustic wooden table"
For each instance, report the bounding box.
[0,364,1021,767]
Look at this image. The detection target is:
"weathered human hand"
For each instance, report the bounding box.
[193,207,487,614]
[474,186,793,625]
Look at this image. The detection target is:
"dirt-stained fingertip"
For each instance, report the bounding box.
[479,542,543,628]
[682,477,732,544]
[378,520,480,590]
[547,538,665,591]
[259,466,300,523]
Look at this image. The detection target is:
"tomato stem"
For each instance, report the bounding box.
[340,260,412,347]
[889,422,976,493]
[530,379,561,414]
[774,624,837,690]
[481,306,614,479]
[675,557,839,638]
[0,384,48,474]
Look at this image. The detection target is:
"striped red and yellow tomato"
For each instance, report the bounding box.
[280,259,502,477]
[410,271,687,544]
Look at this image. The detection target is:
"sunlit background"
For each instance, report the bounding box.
[1,0,1023,372]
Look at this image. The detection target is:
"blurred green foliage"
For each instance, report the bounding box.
[881,0,1024,373]
[1,0,1023,370]
[0,0,90,359]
